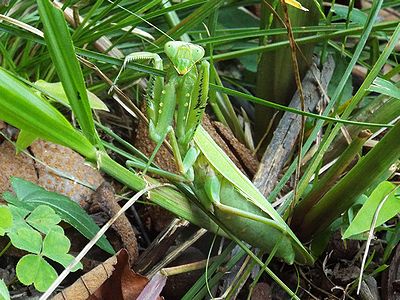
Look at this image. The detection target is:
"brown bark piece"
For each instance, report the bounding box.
[30,140,104,206]
[53,250,160,300]
[91,182,138,264]
[253,56,335,197]
[0,141,38,196]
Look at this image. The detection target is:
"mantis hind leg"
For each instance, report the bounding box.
[199,172,296,264]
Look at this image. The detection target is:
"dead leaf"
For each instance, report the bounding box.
[53,250,163,300]
[0,141,38,196]
[30,139,104,205]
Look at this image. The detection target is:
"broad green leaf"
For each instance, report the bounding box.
[8,226,42,254]
[35,80,109,111]
[7,177,114,254]
[26,205,61,234]
[16,254,57,292]
[333,4,368,25]
[0,206,12,236]
[0,68,97,160]
[368,77,400,100]
[0,279,10,300]
[343,181,400,239]
[42,228,82,271]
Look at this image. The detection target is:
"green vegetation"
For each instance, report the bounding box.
[0,0,399,298]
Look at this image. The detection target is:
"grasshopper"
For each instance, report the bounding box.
[116,41,313,265]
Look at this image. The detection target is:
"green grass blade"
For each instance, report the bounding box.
[37,0,99,146]
[268,0,387,204]
[297,20,400,201]
[210,84,391,128]
[153,0,225,46]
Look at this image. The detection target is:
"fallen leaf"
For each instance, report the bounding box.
[53,250,163,300]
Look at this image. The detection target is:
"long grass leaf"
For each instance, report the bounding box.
[37,0,99,146]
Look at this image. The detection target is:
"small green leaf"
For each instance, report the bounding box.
[343,181,400,239]
[35,80,109,111]
[8,205,29,224]
[8,226,42,254]
[42,228,70,259]
[0,206,12,236]
[7,177,114,254]
[27,205,61,234]
[16,254,57,292]
[42,228,82,271]
[53,253,82,272]
[0,279,10,300]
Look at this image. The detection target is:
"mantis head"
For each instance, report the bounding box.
[165,41,205,75]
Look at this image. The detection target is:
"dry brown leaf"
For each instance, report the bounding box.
[53,250,162,300]
[30,140,104,205]
[0,141,38,196]
[90,183,138,263]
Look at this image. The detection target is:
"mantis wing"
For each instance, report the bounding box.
[194,126,314,265]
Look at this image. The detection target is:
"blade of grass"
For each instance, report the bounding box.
[37,0,99,146]
[267,0,386,205]
[297,20,400,204]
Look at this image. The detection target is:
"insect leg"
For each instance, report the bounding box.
[183,60,210,145]
[144,78,176,174]
[109,52,163,124]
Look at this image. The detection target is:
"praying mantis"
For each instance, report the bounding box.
[115,41,313,265]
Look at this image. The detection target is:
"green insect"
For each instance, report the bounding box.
[113,41,209,179]
[117,41,313,265]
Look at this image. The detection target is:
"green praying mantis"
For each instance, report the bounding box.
[114,41,313,265]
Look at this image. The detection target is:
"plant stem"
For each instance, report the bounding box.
[291,130,372,228]
[299,121,400,240]
[97,151,220,232]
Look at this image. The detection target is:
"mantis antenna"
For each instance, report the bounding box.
[106,0,175,42]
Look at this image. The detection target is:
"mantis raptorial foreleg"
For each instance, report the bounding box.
[110,51,184,174]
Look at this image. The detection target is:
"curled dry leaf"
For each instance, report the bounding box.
[90,182,138,263]
[0,141,38,196]
[53,249,163,300]
[30,140,104,205]
[0,129,104,206]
